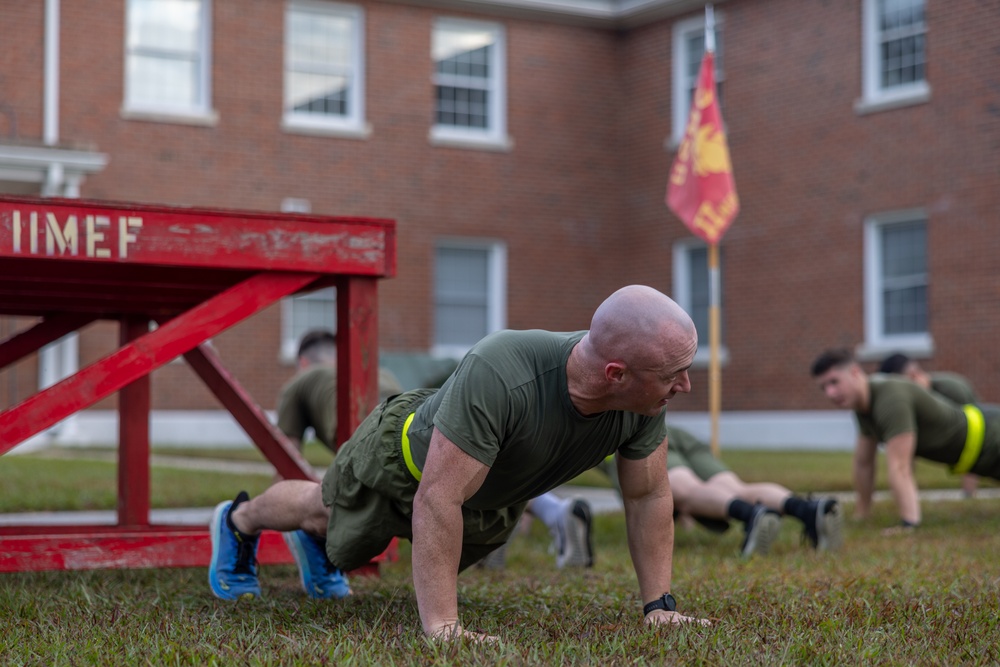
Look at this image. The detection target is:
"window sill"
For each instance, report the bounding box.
[429,129,514,153]
[120,107,219,127]
[854,84,931,116]
[855,337,935,362]
[282,117,373,140]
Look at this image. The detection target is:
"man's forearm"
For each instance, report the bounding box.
[624,493,674,604]
[411,492,465,636]
[886,463,921,525]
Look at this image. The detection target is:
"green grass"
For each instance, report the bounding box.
[2,449,999,664]
[2,500,1000,665]
[2,448,994,513]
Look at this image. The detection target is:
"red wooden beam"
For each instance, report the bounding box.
[0,313,97,369]
[0,271,319,454]
[0,529,294,572]
[183,343,318,482]
[0,197,393,276]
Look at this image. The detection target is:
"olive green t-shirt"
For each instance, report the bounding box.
[854,374,968,466]
[276,365,403,450]
[404,330,668,510]
[929,372,979,405]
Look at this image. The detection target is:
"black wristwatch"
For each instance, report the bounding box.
[643,593,677,616]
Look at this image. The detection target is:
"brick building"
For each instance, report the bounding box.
[2,0,997,449]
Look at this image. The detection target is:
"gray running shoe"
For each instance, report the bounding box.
[477,541,508,569]
[804,498,844,551]
[556,498,594,568]
[740,504,781,558]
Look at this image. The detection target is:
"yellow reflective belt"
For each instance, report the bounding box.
[952,404,985,475]
[400,412,422,481]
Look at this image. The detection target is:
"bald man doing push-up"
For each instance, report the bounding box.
[208,285,710,640]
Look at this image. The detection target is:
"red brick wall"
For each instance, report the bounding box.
[3,0,998,418]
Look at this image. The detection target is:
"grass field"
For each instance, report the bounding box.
[1,449,998,665]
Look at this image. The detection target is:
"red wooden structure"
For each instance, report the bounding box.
[0,195,396,572]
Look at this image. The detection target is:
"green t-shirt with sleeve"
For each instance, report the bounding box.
[854,374,968,466]
[276,365,403,450]
[404,329,668,510]
[929,372,979,405]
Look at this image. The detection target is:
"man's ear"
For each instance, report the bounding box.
[606,362,627,384]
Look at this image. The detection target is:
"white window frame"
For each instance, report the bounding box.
[122,0,217,125]
[282,0,370,139]
[432,239,507,359]
[856,0,930,114]
[861,209,933,358]
[670,13,724,147]
[672,239,728,367]
[429,18,511,152]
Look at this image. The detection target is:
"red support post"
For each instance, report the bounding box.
[118,316,151,527]
[335,277,379,449]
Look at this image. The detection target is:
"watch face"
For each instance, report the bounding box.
[664,594,677,611]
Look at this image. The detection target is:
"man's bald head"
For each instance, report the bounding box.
[589,285,697,370]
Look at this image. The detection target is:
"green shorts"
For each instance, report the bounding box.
[667,431,728,481]
[321,389,526,571]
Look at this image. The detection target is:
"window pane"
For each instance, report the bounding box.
[129,0,201,52]
[433,26,494,66]
[128,54,199,106]
[436,305,489,345]
[882,221,926,278]
[883,285,927,334]
[435,247,490,347]
[435,86,488,128]
[126,0,203,108]
[290,288,337,343]
[879,220,928,335]
[287,72,349,114]
[685,245,724,345]
[288,11,353,68]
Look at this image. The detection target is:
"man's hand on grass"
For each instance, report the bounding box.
[426,622,499,643]
[881,524,917,537]
[644,610,712,627]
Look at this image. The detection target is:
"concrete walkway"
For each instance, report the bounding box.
[3,451,998,527]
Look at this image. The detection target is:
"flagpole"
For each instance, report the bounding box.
[708,242,721,457]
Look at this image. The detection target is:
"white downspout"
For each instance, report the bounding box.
[44,0,59,146]
[39,0,81,443]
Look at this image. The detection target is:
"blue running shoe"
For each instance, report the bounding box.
[283,530,352,599]
[208,491,261,600]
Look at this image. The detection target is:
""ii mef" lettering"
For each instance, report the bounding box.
[11,210,143,259]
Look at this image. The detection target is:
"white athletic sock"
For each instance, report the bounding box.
[528,492,570,530]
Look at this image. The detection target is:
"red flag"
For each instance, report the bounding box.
[666,51,739,244]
